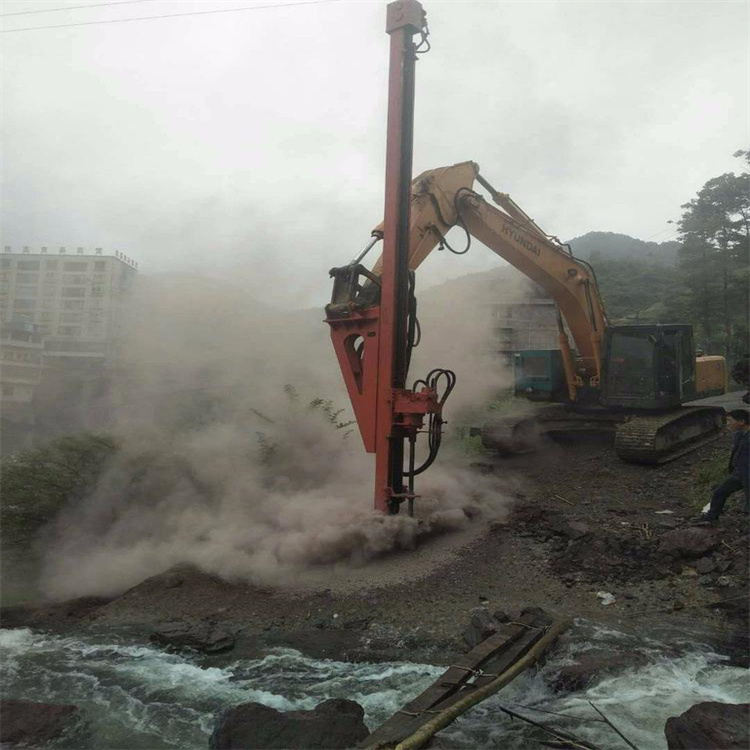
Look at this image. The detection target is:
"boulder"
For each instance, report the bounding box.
[462,607,497,649]
[149,621,235,654]
[0,699,88,748]
[695,557,716,574]
[664,701,749,749]
[548,651,641,692]
[548,516,591,541]
[659,528,720,558]
[209,699,369,749]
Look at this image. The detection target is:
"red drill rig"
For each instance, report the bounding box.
[325,0,453,516]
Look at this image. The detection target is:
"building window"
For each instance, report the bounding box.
[92,274,106,283]
[13,299,35,309]
[56,325,82,336]
[59,312,83,323]
[17,261,40,271]
[63,274,88,285]
[1,259,11,269]
[88,310,104,322]
[41,298,55,309]
[44,272,57,282]
[61,287,86,298]
[61,300,84,310]
[91,286,104,296]
[0,283,7,294]
[16,273,38,284]
[2,384,14,396]
[43,285,56,296]
[16,285,38,297]
[41,311,54,321]
[46,260,58,269]
[93,261,107,271]
[38,325,51,335]
[63,262,87,272]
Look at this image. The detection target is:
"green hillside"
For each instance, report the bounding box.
[567,231,679,265]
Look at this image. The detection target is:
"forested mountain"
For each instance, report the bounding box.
[566,232,681,327]
[565,153,748,361]
[567,231,680,265]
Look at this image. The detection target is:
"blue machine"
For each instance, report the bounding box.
[513,350,566,401]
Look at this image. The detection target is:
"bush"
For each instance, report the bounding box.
[1,433,117,547]
[690,452,728,510]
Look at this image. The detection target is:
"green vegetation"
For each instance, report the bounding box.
[570,150,750,363]
[1,433,117,548]
[690,452,728,510]
[673,150,749,360]
[1,433,117,606]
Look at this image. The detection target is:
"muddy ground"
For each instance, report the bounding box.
[5,430,748,666]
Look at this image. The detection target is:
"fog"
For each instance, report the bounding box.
[2,0,748,302]
[3,0,747,597]
[40,268,521,599]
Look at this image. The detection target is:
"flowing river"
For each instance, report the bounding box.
[1,620,748,749]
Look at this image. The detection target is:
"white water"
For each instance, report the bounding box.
[1,622,747,749]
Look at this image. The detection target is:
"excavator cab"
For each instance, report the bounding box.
[601,325,696,410]
[513,350,567,401]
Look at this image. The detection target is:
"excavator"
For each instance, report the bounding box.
[325,0,725,516]
[326,161,726,491]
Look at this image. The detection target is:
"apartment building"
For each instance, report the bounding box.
[0,247,138,361]
[0,246,138,452]
[0,320,45,451]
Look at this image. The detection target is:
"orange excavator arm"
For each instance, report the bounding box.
[369,161,609,400]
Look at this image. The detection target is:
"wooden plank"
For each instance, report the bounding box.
[360,609,552,749]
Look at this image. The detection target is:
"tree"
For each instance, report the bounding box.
[676,151,750,359]
[0,433,116,547]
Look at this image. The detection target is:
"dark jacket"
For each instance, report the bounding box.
[728,429,749,484]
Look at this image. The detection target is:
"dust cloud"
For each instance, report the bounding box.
[40,265,527,600]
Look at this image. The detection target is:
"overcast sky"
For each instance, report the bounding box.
[2,0,748,303]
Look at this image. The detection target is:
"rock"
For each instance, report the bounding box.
[548,652,641,692]
[209,699,369,749]
[0,699,88,748]
[149,621,235,654]
[565,521,591,540]
[462,607,497,649]
[492,609,510,623]
[342,617,372,631]
[549,517,591,540]
[659,528,720,558]
[664,701,749,749]
[695,557,716,574]
[163,573,184,589]
[656,517,679,529]
[715,575,741,588]
[698,575,714,587]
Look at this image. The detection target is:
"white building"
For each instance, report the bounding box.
[0,246,137,364]
[0,246,138,452]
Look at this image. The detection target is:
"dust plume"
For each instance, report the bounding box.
[40,265,530,600]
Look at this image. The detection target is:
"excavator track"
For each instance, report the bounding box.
[480,404,725,464]
[480,404,621,454]
[614,406,724,464]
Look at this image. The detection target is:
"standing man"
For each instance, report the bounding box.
[701,409,750,522]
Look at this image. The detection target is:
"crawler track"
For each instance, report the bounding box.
[614,406,724,464]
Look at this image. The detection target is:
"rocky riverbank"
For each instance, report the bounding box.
[4,433,747,668]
